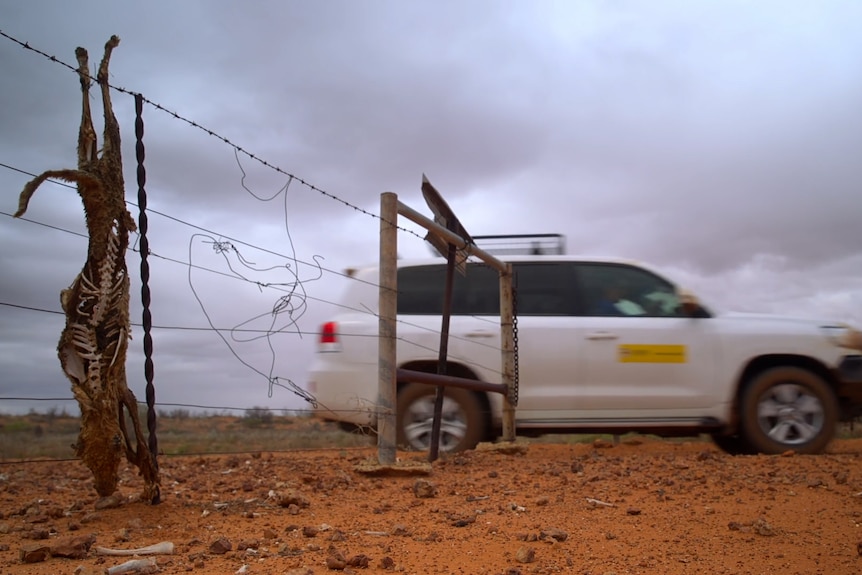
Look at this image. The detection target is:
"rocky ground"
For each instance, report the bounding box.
[2,437,862,574]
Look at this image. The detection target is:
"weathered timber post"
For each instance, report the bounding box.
[500,264,516,442]
[378,192,399,465]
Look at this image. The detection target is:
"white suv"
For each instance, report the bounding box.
[307,255,862,454]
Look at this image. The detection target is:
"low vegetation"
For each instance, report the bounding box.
[0,409,374,460]
[3,409,862,461]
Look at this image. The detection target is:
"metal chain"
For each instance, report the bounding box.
[511,277,520,406]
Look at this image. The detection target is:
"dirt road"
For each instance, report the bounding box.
[3,437,862,574]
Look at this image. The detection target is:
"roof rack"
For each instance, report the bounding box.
[470,234,567,256]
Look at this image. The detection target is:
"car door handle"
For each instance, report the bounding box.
[465,331,495,339]
[586,331,619,340]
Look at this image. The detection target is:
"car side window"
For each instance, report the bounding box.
[577,263,683,318]
[512,262,578,316]
[397,262,578,316]
[397,264,499,315]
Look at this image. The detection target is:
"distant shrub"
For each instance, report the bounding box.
[169,409,191,420]
[243,406,274,427]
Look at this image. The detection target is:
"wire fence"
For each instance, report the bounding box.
[0,30,508,464]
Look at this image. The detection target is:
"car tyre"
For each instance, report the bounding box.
[396,383,485,452]
[740,367,838,455]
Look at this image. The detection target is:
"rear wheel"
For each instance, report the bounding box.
[740,367,838,455]
[396,383,485,452]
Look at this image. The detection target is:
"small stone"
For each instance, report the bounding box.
[326,551,347,569]
[50,533,96,559]
[391,524,411,536]
[413,479,437,498]
[25,528,50,540]
[262,528,278,539]
[515,546,536,563]
[95,494,123,510]
[348,554,370,567]
[379,556,395,569]
[328,530,347,541]
[116,528,131,542]
[856,540,862,556]
[209,537,232,554]
[19,543,51,563]
[753,518,775,536]
[276,490,310,509]
[302,526,319,538]
[81,512,101,524]
[626,508,642,516]
[593,438,613,449]
[535,496,549,506]
[540,528,568,542]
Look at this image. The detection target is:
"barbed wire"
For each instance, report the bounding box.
[0,29,425,242]
[0,161,383,290]
[0,30,510,432]
[0,171,504,360]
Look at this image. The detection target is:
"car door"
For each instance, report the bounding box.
[505,262,585,424]
[572,263,719,418]
[396,262,504,383]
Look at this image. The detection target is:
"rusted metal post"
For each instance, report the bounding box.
[429,242,456,462]
[500,264,516,442]
[378,192,399,465]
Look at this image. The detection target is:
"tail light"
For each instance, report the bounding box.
[319,321,340,351]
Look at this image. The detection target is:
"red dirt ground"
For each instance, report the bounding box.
[3,437,862,575]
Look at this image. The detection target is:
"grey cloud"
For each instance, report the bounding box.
[2,0,861,414]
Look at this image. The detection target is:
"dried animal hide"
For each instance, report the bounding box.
[14,36,160,503]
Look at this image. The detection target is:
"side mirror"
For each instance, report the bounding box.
[677,288,710,318]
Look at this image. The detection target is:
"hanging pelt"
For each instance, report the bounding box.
[15,36,160,504]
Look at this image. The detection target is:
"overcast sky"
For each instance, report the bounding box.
[2,1,861,417]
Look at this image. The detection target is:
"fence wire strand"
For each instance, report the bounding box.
[0,29,512,452]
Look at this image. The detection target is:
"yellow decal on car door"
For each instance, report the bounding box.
[618,344,686,363]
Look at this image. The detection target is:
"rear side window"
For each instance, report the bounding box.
[397,262,577,316]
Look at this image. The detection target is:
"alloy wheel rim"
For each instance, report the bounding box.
[756,383,824,445]
[403,395,467,451]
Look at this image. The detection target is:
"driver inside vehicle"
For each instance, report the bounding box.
[593,284,646,316]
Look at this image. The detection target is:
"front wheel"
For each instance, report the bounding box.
[740,367,838,455]
[396,383,485,452]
